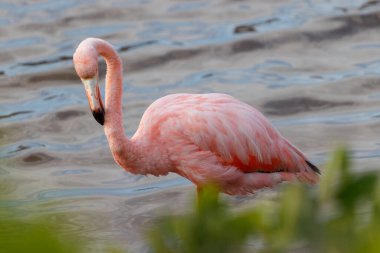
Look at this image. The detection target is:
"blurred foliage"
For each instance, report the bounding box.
[0,181,82,253]
[0,218,81,253]
[1,146,380,253]
[148,146,380,253]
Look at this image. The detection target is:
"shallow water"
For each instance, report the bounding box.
[2,0,380,252]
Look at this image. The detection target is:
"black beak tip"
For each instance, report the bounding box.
[92,109,105,125]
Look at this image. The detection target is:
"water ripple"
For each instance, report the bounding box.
[0,136,107,159]
[0,110,33,120]
[33,177,190,201]
[273,109,380,126]
[0,87,83,123]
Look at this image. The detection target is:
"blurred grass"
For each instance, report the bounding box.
[0,218,81,253]
[2,146,380,252]
[0,180,83,253]
[148,147,380,253]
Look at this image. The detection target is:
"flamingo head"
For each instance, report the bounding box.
[73,43,105,125]
[81,76,105,125]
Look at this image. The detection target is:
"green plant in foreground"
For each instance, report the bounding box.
[1,147,380,253]
[148,185,256,253]
[148,147,380,253]
[0,181,82,253]
[0,218,81,253]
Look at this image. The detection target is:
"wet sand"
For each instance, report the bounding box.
[2,0,380,252]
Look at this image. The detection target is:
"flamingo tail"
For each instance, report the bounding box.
[306,160,321,174]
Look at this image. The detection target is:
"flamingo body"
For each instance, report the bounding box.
[73,38,319,195]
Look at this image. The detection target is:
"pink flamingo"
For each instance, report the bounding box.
[73,38,320,195]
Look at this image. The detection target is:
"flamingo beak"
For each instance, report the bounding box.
[81,76,105,125]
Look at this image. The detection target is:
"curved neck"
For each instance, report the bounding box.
[75,38,167,174]
[92,39,129,155]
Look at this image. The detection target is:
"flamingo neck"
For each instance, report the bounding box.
[92,39,137,166]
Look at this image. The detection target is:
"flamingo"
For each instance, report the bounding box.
[73,38,320,195]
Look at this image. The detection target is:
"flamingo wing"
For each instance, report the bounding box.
[134,93,319,184]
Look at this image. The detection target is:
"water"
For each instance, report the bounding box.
[1,0,380,252]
